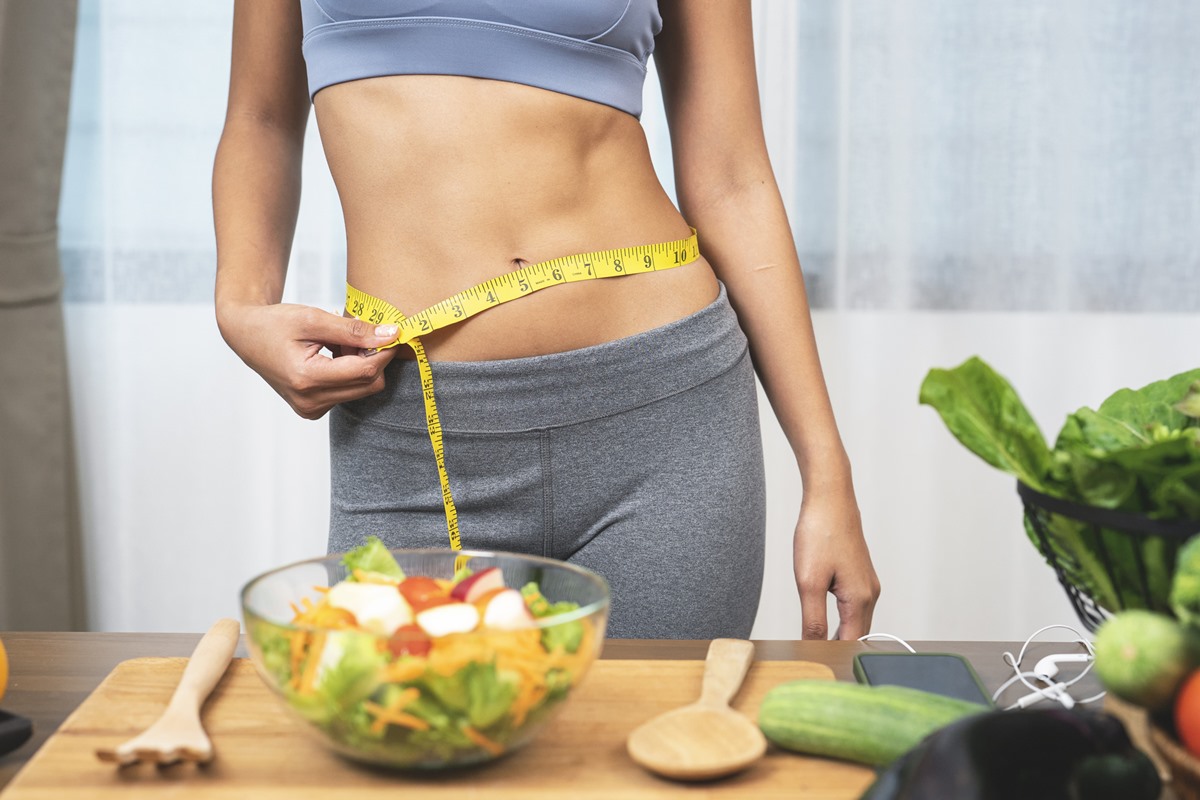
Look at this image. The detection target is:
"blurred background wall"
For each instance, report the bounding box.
[56,1,1199,638]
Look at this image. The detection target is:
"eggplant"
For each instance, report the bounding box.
[859,707,1161,800]
[0,710,32,757]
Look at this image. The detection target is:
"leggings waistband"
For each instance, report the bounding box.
[340,282,748,433]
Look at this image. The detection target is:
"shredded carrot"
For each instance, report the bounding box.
[393,686,421,706]
[312,584,330,594]
[296,631,327,695]
[383,658,428,684]
[308,605,357,629]
[287,631,309,690]
[491,628,543,654]
[494,648,548,671]
[509,678,549,727]
[509,687,533,727]
[363,694,430,734]
[462,725,505,756]
[384,711,429,732]
[427,634,490,676]
[290,592,358,630]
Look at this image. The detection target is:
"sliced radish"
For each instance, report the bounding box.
[470,586,507,614]
[482,588,536,630]
[326,581,413,636]
[416,601,481,637]
[450,566,506,603]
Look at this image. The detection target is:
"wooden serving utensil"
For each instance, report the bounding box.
[626,637,767,781]
[96,618,240,766]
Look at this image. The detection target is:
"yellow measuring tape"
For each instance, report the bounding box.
[345,229,701,566]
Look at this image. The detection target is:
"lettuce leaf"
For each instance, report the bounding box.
[421,660,519,729]
[1096,369,1200,435]
[1177,381,1200,420]
[520,582,584,653]
[1057,413,1200,517]
[918,357,1053,491]
[290,632,387,724]
[248,618,293,686]
[340,536,405,581]
[921,358,1200,521]
[541,617,584,654]
[922,358,1200,617]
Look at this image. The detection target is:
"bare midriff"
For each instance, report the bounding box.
[314,74,719,362]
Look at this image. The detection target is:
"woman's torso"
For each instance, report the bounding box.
[305,2,718,361]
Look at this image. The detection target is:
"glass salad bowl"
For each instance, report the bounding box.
[240,540,610,769]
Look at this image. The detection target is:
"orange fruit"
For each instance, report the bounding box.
[1175,669,1200,757]
[0,637,8,705]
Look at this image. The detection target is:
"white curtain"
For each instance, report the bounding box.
[62,0,1199,639]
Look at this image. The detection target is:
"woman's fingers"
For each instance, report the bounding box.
[834,582,879,641]
[218,301,404,420]
[298,306,399,351]
[793,492,881,641]
[285,347,398,419]
[798,581,832,641]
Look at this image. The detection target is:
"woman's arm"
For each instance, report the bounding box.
[654,0,880,639]
[213,0,397,419]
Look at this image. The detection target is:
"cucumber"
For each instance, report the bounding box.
[757,680,988,767]
[1093,609,1199,711]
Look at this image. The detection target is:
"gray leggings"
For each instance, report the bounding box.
[328,284,766,639]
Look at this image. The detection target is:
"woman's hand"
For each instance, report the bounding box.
[793,489,881,641]
[217,301,400,419]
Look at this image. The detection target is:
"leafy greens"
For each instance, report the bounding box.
[920,358,1200,612]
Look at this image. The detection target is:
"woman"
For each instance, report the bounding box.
[213,0,879,639]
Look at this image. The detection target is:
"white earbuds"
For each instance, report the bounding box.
[1012,655,1093,709]
[1033,653,1093,682]
[993,624,1103,711]
[1012,680,1077,710]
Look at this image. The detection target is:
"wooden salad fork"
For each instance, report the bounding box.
[96,618,240,766]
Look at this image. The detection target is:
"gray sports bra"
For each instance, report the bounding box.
[298,0,663,118]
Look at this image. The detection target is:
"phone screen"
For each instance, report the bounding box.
[854,653,993,706]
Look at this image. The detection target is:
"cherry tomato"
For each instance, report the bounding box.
[1174,669,1200,757]
[398,576,452,612]
[386,624,432,658]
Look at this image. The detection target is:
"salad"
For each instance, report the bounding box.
[247,538,598,767]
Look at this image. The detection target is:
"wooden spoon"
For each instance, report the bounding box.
[627,638,767,781]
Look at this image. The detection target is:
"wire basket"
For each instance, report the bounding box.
[1150,721,1200,800]
[1018,481,1199,633]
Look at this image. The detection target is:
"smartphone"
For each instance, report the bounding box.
[0,709,33,757]
[853,652,994,707]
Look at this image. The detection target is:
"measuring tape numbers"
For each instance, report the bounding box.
[345,229,701,564]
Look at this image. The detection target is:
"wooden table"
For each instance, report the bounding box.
[0,632,1114,793]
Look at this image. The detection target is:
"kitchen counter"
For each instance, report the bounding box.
[0,632,1115,793]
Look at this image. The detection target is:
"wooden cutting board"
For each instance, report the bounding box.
[0,657,876,799]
